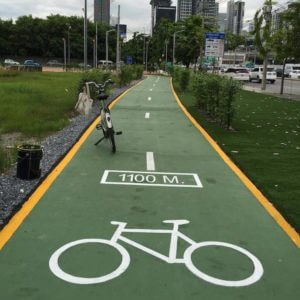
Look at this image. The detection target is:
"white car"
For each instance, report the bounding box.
[249,67,277,83]
[4,59,20,65]
[289,70,300,79]
[223,67,250,81]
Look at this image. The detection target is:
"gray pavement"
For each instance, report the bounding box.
[244,78,300,100]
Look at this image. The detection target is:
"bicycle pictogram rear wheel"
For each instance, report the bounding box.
[184,241,264,287]
[49,239,130,284]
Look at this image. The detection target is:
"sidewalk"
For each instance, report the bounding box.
[243,84,300,100]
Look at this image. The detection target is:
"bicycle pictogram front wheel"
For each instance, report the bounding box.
[183,241,264,287]
[49,239,130,284]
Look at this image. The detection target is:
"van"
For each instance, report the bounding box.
[284,64,300,77]
[249,66,277,83]
[98,60,113,68]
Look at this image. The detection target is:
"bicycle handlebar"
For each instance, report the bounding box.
[86,79,114,90]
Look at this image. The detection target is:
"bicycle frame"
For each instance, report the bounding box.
[110,220,193,264]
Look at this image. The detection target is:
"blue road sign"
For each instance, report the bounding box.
[127,56,133,65]
[205,33,226,40]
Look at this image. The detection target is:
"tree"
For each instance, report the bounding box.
[271,1,300,94]
[150,19,175,66]
[253,0,274,90]
[0,14,115,63]
[175,16,215,68]
[225,32,246,65]
[121,32,146,64]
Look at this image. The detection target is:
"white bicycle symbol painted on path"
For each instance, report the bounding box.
[49,220,263,287]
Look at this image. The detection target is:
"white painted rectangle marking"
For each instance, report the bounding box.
[146,152,155,171]
[100,170,203,188]
[145,112,150,119]
[148,97,151,101]
[149,89,153,91]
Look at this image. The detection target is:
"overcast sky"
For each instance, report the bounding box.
[0,0,290,35]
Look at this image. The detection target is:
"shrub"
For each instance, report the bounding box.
[221,78,241,129]
[119,65,133,86]
[179,68,191,92]
[173,67,181,82]
[132,65,144,80]
[77,70,114,99]
[192,73,241,129]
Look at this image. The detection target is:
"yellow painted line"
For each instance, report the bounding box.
[0,79,145,250]
[170,78,300,248]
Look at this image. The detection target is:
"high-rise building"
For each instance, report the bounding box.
[94,0,110,25]
[150,0,176,34]
[193,0,218,25]
[226,1,245,35]
[233,1,245,35]
[271,1,293,33]
[218,13,227,32]
[177,0,193,21]
[226,0,235,32]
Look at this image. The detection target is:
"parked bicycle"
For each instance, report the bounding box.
[49,220,264,287]
[86,80,122,153]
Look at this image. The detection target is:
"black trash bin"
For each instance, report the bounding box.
[16,144,43,180]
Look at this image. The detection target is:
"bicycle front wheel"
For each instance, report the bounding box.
[109,131,116,153]
[184,241,263,287]
[49,239,130,284]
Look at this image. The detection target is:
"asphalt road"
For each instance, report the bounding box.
[245,78,300,97]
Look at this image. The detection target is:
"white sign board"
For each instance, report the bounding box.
[205,33,225,58]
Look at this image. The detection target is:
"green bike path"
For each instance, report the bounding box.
[0,76,299,299]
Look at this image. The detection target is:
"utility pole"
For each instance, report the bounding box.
[116,5,120,72]
[262,1,272,91]
[67,24,71,65]
[165,40,168,70]
[143,35,146,67]
[146,41,149,73]
[83,0,88,70]
[199,3,205,70]
[173,30,184,65]
[106,29,115,70]
[95,22,98,68]
[93,39,96,68]
[62,38,67,71]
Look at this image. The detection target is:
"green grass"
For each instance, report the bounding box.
[174,81,300,233]
[0,72,82,173]
[0,72,82,137]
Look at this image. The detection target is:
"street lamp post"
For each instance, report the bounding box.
[95,22,98,68]
[173,30,184,65]
[116,5,121,72]
[165,40,169,70]
[106,29,116,70]
[146,41,149,73]
[83,0,88,70]
[261,2,272,91]
[93,39,96,68]
[142,34,149,69]
[62,38,67,71]
[66,24,71,65]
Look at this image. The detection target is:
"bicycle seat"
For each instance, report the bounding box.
[163,220,190,226]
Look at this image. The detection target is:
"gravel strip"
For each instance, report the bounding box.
[0,80,141,229]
